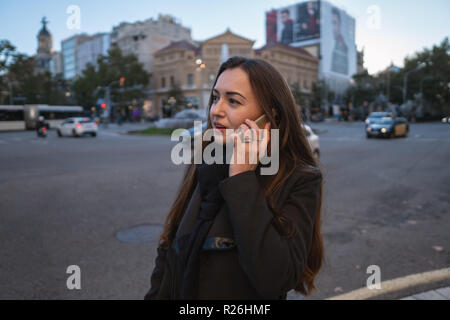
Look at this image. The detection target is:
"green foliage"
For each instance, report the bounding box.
[0,40,16,73]
[311,80,334,108]
[1,39,70,105]
[346,37,449,116]
[137,127,176,135]
[291,82,306,107]
[72,47,150,109]
[166,83,186,114]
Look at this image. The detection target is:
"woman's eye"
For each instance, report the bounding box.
[212,95,218,102]
[229,98,240,105]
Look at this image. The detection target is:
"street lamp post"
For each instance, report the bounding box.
[403,62,426,104]
[195,58,206,108]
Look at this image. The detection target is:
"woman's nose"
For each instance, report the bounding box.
[212,99,226,117]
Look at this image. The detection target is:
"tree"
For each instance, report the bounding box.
[1,39,72,105]
[72,64,99,108]
[407,37,450,116]
[166,83,186,115]
[72,47,150,117]
[291,82,306,107]
[7,54,42,104]
[0,40,17,104]
[311,80,334,108]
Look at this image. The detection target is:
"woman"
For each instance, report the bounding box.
[144,56,323,300]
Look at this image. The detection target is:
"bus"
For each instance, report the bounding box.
[0,105,85,131]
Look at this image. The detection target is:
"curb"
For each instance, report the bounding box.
[327,267,450,300]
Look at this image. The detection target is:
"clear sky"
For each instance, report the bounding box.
[1,0,449,74]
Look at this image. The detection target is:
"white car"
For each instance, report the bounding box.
[302,124,320,161]
[57,117,98,137]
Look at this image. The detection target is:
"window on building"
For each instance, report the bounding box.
[303,79,308,89]
[161,77,166,88]
[187,73,194,86]
[170,76,175,87]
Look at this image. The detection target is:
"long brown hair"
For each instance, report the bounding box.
[159,56,323,296]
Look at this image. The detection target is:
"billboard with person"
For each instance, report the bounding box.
[265,0,357,97]
[320,2,356,76]
[265,1,321,45]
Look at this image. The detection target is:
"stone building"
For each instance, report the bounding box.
[35,17,53,74]
[110,14,193,75]
[152,29,318,115]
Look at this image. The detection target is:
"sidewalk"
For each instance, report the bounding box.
[400,286,450,300]
[327,267,450,300]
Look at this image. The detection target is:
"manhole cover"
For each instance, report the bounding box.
[115,223,164,244]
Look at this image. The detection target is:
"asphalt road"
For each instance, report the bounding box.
[0,121,449,299]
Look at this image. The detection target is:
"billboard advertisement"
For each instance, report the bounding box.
[321,2,356,77]
[265,1,321,45]
[265,1,357,96]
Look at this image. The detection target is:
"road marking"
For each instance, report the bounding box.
[327,267,450,300]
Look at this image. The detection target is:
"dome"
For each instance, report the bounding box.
[39,26,50,37]
[38,17,51,37]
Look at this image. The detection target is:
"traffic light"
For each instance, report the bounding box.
[120,77,125,86]
[100,103,106,109]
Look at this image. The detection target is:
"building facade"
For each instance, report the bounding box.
[35,17,53,74]
[61,34,90,80]
[110,14,192,75]
[255,42,318,93]
[49,51,63,76]
[77,33,110,74]
[152,29,318,115]
[266,0,357,102]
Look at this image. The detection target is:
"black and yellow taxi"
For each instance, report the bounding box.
[366,117,409,139]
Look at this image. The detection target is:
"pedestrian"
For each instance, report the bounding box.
[144,56,323,300]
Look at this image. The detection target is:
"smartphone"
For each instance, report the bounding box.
[235,109,274,141]
[254,108,277,129]
[254,114,268,129]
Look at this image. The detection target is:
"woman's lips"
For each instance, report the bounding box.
[214,127,226,133]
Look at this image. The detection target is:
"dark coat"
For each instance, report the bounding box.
[144,164,322,300]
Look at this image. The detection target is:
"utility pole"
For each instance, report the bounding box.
[403,63,426,104]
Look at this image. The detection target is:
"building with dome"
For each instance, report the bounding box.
[35,17,53,74]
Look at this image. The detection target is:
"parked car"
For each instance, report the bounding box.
[302,124,320,160]
[365,112,393,127]
[366,117,409,139]
[57,117,98,137]
[441,116,450,123]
